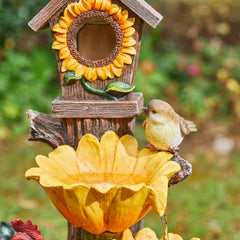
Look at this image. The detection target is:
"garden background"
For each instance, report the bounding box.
[0,0,240,239]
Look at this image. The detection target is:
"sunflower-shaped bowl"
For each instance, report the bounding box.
[25,131,180,234]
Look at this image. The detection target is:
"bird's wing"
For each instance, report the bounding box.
[180,117,197,135]
[142,120,147,129]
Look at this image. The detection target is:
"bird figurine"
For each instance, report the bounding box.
[142,99,197,153]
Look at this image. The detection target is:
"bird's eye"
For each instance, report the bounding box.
[152,110,156,114]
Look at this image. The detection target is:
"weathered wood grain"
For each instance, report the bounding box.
[26,109,67,148]
[52,92,144,118]
[119,0,162,28]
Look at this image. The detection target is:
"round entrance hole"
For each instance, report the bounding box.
[77,18,117,61]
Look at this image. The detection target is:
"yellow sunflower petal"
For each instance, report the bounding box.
[75,65,86,77]
[76,1,87,12]
[100,0,111,11]
[100,131,119,175]
[113,58,123,68]
[59,47,70,59]
[76,134,104,175]
[52,23,67,33]
[81,0,92,11]
[94,0,102,9]
[121,229,134,240]
[64,6,74,20]
[122,37,136,47]
[65,58,78,70]
[108,4,120,15]
[67,3,78,18]
[96,67,108,80]
[113,8,122,22]
[106,65,115,79]
[121,18,135,30]
[53,33,66,43]
[61,57,70,72]
[121,47,136,55]
[74,3,82,15]
[123,27,135,37]
[88,0,96,8]
[114,55,124,67]
[85,68,97,81]
[118,10,128,24]
[59,16,71,28]
[119,52,132,64]
[52,41,66,50]
[135,228,158,240]
[110,63,122,77]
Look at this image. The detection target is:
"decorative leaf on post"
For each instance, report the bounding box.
[64,71,82,84]
[105,81,135,96]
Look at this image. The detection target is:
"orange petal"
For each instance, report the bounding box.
[94,0,102,9]
[75,65,86,77]
[53,33,66,43]
[61,57,72,72]
[96,67,108,80]
[123,27,135,37]
[122,37,136,47]
[52,41,66,50]
[67,3,78,17]
[108,4,119,15]
[106,65,115,79]
[119,52,132,64]
[59,16,71,28]
[121,47,136,55]
[121,18,135,30]
[64,6,74,20]
[74,3,82,15]
[82,0,92,11]
[100,0,111,11]
[113,58,123,68]
[52,23,67,33]
[84,68,97,81]
[114,55,124,67]
[118,10,128,24]
[113,8,122,22]
[59,47,70,59]
[66,58,79,70]
[110,64,122,77]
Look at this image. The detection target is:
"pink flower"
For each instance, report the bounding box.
[186,64,202,77]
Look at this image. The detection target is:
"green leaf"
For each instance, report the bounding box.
[64,71,82,84]
[105,81,135,94]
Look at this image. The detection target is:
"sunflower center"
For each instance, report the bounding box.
[76,18,117,61]
[67,10,123,68]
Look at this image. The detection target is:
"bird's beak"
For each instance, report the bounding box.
[142,107,149,114]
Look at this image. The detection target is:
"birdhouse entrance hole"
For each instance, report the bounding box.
[77,19,116,61]
[67,10,123,68]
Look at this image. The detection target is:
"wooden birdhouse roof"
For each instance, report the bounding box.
[29,0,163,31]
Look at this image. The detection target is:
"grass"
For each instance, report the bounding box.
[0,126,240,240]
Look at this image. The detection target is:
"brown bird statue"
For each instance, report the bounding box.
[142,99,197,153]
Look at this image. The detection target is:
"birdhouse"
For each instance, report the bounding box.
[28,0,162,120]
[27,1,163,238]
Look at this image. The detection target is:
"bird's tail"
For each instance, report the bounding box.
[186,120,197,132]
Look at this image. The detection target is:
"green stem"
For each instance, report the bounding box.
[81,76,117,101]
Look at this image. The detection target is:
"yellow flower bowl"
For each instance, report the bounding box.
[25,131,180,234]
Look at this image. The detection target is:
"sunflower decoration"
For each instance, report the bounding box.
[52,0,136,81]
